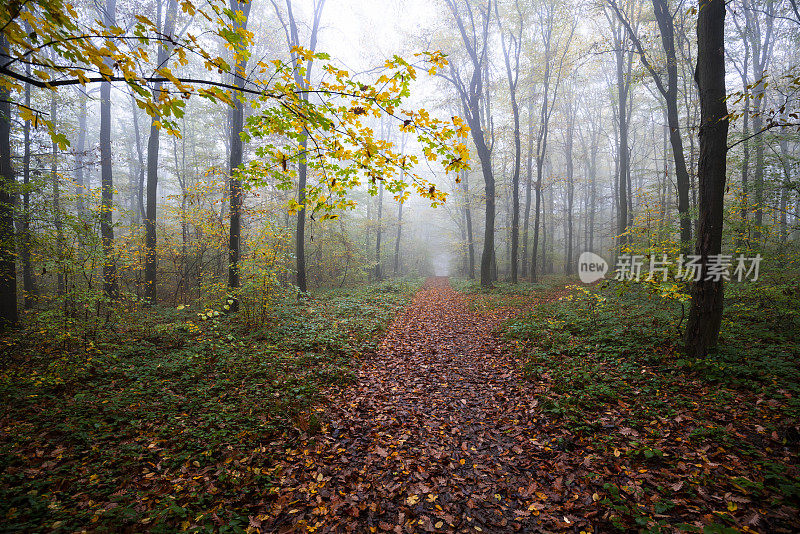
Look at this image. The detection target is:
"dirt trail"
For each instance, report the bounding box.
[264,277,573,533]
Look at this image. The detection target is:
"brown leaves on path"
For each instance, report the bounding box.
[260,277,582,533]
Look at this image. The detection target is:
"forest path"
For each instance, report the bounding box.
[264,277,565,533]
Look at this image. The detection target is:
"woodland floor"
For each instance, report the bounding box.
[262,276,557,533]
[259,277,799,534]
[2,277,798,533]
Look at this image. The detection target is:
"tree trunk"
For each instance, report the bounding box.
[565,112,575,275]
[613,30,631,249]
[521,94,534,278]
[779,136,791,243]
[130,94,145,223]
[498,10,521,283]
[279,0,325,294]
[228,0,252,305]
[51,91,65,294]
[99,0,119,299]
[22,76,35,307]
[745,0,775,244]
[461,169,475,279]
[75,90,87,218]
[394,198,403,275]
[144,0,178,303]
[684,0,728,358]
[0,33,19,327]
[375,180,383,280]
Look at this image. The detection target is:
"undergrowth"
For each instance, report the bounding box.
[0,278,421,533]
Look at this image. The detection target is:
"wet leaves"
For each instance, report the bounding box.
[260,278,597,532]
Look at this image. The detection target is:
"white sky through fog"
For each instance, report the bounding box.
[316,0,439,70]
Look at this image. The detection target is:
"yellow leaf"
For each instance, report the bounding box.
[406,494,419,505]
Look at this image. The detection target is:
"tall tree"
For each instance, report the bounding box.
[130,93,145,223]
[375,178,384,280]
[443,0,496,287]
[394,136,408,276]
[684,0,729,357]
[729,7,751,247]
[272,0,326,294]
[144,0,179,303]
[74,89,88,219]
[742,0,776,243]
[530,2,573,282]
[605,2,636,250]
[50,86,65,294]
[99,0,119,299]
[521,93,535,277]
[497,0,523,283]
[562,93,576,275]
[21,71,35,307]
[460,168,476,278]
[0,33,18,327]
[227,0,253,305]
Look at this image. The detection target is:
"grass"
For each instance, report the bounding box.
[0,278,422,533]
[450,275,569,312]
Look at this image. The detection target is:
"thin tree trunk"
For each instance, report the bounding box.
[521,94,534,278]
[779,136,791,243]
[564,102,575,275]
[375,180,383,280]
[497,5,522,283]
[144,0,178,303]
[444,0,495,287]
[75,90,87,218]
[228,0,253,305]
[51,91,65,294]
[22,76,35,307]
[461,169,475,279]
[130,94,145,223]
[394,198,403,276]
[744,0,775,243]
[99,0,119,299]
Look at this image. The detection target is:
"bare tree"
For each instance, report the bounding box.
[497,0,523,283]
[521,93,535,277]
[441,0,496,287]
[530,2,574,282]
[562,90,576,274]
[604,1,636,251]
